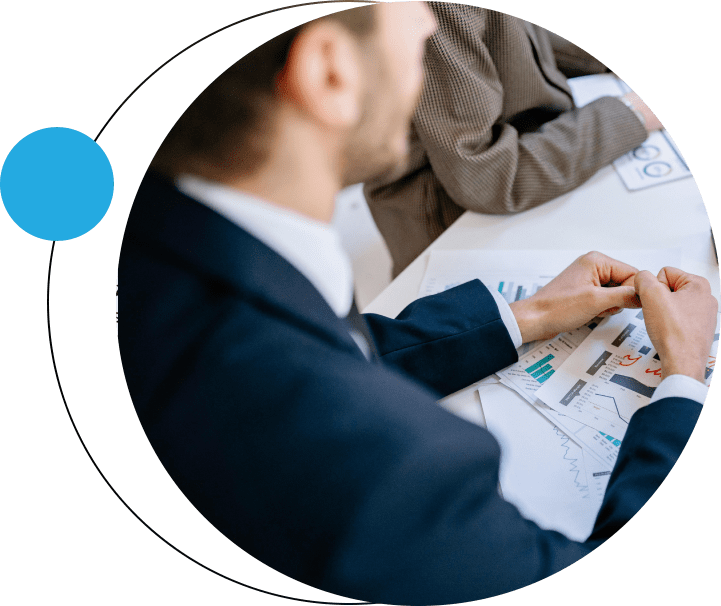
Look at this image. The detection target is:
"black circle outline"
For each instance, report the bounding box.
[46,2,377,603]
[643,161,672,178]
[94,0,375,143]
[632,145,660,161]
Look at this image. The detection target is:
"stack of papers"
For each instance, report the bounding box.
[480,381,609,541]
[534,307,718,447]
[421,248,717,540]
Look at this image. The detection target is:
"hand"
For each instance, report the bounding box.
[510,252,641,343]
[635,267,717,382]
[622,92,663,133]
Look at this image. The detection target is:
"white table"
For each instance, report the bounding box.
[363,164,717,424]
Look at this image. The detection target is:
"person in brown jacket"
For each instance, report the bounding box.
[365,2,661,276]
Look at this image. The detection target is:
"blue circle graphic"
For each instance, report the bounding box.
[1,127,113,241]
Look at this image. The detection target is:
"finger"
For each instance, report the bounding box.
[618,274,641,306]
[657,266,706,293]
[656,267,671,288]
[595,285,640,313]
[635,270,670,300]
[589,252,639,287]
[597,307,624,317]
[620,274,636,288]
[606,259,639,286]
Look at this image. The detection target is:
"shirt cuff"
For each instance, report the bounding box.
[649,374,707,406]
[489,288,523,349]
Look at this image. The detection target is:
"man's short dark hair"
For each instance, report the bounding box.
[151,6,376,179]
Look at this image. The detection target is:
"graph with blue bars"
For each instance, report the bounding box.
[497,280,546,303]
[599,431,622,447]
[525,354,555,383]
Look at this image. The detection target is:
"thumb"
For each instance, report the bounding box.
[635,269,670,301]
[595,284,640,314]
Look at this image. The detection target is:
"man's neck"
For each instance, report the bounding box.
[223,118,342,223]
[227,171,337,224]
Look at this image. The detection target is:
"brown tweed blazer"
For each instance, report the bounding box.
[364,3,648,276]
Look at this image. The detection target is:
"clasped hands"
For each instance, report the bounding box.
[510,252,718,383]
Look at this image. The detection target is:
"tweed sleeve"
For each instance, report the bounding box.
[414,6,648,215]
[364,4,650,276]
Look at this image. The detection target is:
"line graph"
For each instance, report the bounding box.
[553,427,589,498]
[593,394,630,424]
[536,308,663,437]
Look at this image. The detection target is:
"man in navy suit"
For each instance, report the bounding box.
[119,3,717,604]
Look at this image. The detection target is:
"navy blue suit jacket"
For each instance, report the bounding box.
[119,173,701,604]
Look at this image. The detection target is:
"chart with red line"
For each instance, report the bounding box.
[535,308,720,438]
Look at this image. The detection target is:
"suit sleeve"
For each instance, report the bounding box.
[413,4,647,215]
[589,397,701,540]
[362,280,518,396]
[324,393,701,604]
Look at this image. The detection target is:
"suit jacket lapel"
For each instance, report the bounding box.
[124,172,365,358]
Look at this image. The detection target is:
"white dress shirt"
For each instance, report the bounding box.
[176,174,705,406]
[176,174,354,318]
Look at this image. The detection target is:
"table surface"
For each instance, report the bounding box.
[363,163,718,424]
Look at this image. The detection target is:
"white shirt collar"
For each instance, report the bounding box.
[175,174,354,317]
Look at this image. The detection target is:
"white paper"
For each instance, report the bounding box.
[417,250,588,300]
[418,249,686,301]
[479,383,603,542]
[536,309,719,439]
[704,316,718,384]
[420,269,553,301]
[584,451,612,506]
[497,322,596,399]
[495,321,625,467]
[437,375,499,428]
[535,308,661,438]
[613,131,691,191]
[543,401,621,468]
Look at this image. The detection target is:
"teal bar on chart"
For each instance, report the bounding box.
[537,369,554,383]
[525,354,554,374]
[531,364,552,378]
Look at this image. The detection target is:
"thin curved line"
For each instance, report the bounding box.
[50,1,379,602]
[94,0,377,141]
[47,245,366,604]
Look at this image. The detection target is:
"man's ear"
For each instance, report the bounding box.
[276,21,363,128]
